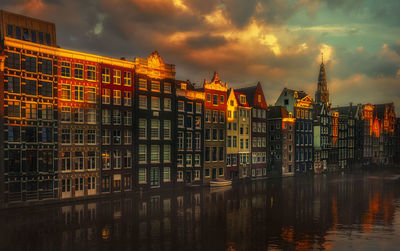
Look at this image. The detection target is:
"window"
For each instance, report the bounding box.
[102,109,111,125]
[186,132,193,150]
[212,129,218,141]
[112,110,121,125]
[164,120,171,140]
[195,103,202,114]
[113,130,121,145]
[61,84,71,100]
[102,151,111,169]
[7,126,20,142]
[164,82,171,93]
[212,111,218,123]
[124,130,132,144]
[178,114,184,128]
[74,108,84,123]
[74,129,84,145]
[205,110,211,122]
[102,88,111,104]
[177,171,184,182]
[139,119,147,139]
[163,167,171,182]
[186,154,192,167]
[101,176,110,191]
[139,168,147,184]
[138,145,147,163]
[151,119,160,139]
[213,94,218,105]
[102,129,111,145]
[205,148,210,162]
[25,103,37,119]
[151,97,160,110]
[87,87,96,103]
[25,56,37,73]
[86,65,96,81]
[88,130,96,144]
[24,79,37,96]
[233,136,237,147]
[40,81,52,97]
[61,61,71,77]
[88,176,96,190]
[220,111,225,123]
[164,145,171,163]
[178,101,184,112]
[139,95,147,109]
[87,109,96,124]
[7,76,20,93]
[74,86,84,101]
[195,154,201,167]
[124,150,132,169]
[61,152,71,171]
[62,129,71,144]
[220,95,225,104]
[138,79,147,90]
[212,147,217,161]
[113,90,121,105]
[124,91,132,106]
[219,129,224,140]
[195,132,201,149]
[74,152,84,171]
[7,52,20,70]
[61,107,71,122]
[151,81,160,92]
[113,69,121,85]
[177,154,184,166]
[41,58,52,75]
[124,111,132,125]
[186,116,193,128]
[7,101,20,118]
[164,98,172,111]
[195,116,201,129]
[178,132,184,150]
[74,64,84,79]
[114,151,122,169]
[124,71,132,86]
[102,68,110,83]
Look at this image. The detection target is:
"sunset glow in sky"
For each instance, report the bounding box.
[3,0,400,108]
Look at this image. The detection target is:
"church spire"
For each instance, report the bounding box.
[315,55,329,105]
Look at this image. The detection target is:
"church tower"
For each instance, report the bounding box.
[315,56,329,105]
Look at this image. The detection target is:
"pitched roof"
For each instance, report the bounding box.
[267,106,289,119]
[235,86,257,106]
[234,91,250,107]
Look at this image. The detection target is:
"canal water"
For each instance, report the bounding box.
[2,170,400,251]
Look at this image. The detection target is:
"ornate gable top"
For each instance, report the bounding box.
[204,71,228,91]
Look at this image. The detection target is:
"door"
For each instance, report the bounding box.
[150,167,160,187]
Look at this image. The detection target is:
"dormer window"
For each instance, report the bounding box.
[240,95,246,105]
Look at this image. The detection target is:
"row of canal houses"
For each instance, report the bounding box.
[0,10,398,207]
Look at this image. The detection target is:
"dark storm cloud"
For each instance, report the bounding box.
[186,34,228,49]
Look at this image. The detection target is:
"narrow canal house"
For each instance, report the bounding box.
[335,104,359,169]
[100,60,135,194]
[373,103,396,165]
[57,50,103,199]
[395,118,400,165]
[226,88,252,180]
[266,106,295,176]
[275,88,314,173]
[360,104,374,166]
[201,72,228,182]
[133,52,176,189]
[0,10,59,204]
[236,82,268,179]
[175,80,205,185]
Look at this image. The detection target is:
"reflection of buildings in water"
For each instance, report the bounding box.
[2,175,400,250]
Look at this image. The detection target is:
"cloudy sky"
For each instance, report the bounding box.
[2,0,400,109]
